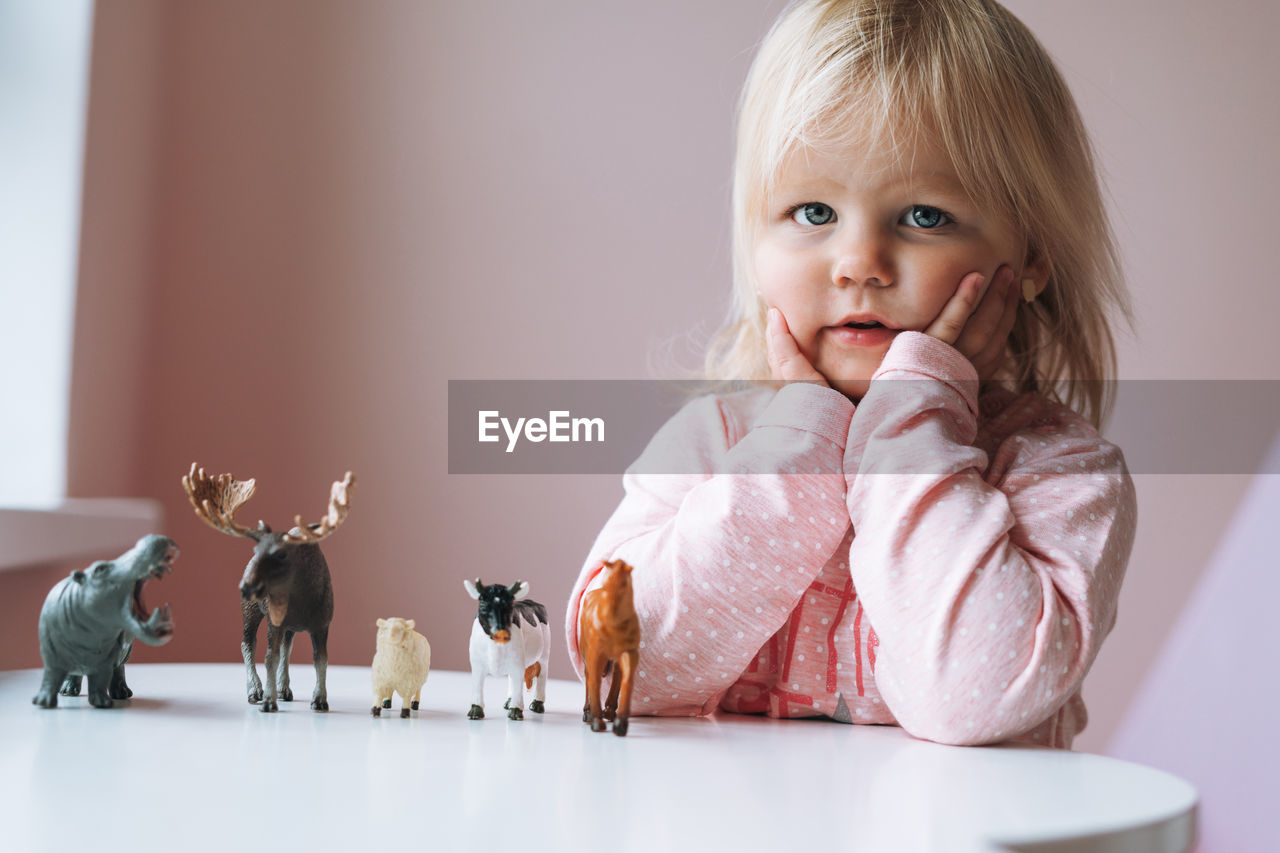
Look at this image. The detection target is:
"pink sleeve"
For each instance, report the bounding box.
[564,383,854,716]
[844,332,1136,745]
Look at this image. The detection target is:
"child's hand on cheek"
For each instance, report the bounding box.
[923,266,1019,381]
[767,308,830,387]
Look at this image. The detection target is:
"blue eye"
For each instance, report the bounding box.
[791,202,835,226]
[903,205,950,229]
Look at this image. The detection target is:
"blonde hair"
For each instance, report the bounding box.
[704,0,1132,427]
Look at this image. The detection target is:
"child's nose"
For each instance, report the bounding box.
[831,226,893,288]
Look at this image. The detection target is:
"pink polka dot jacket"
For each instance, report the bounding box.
[564,332,1136,748]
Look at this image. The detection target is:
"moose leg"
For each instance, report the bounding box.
[309,628,329,711]
[612,649,638,737]
[277,630,294,702]
[59,675,82,696]
[33,666,70,708]
[261,622,282,712]
[242,602,264,703]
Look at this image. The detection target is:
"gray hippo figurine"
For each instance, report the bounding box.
[32,534,177,709]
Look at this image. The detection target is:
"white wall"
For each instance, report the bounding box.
[0,0,93,505]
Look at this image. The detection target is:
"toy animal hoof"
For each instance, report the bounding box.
[280,687,294,702]
[583,708,592,723]
[503,698,512,710]
[32,691,58,709]
[89,694,114,709]
[261,699,278,712]
[411,701,419,710]
[400,708,410,719]
[60,677,82,696]
[311,699,329,711]
[382,699,392,709]
[530,700,545,714]
[109,682,133,701]
[508,707,524,721]
[248,688,263,704]
[590,717,607,733]
[468,705,484,720]
[603,707,616,722]
[372,705,381,717]
[613,718,629,737]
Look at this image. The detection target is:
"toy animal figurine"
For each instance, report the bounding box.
[32,534,177,709]
[371,617,431,718]
[183,463,354,713]
[464,579,550,720]
[580,559,641,736]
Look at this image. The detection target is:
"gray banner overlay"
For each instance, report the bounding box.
[448,380,1280,475]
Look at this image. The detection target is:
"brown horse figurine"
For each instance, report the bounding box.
[580,559,641,736]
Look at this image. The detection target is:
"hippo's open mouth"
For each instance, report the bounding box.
[131,546,177,635]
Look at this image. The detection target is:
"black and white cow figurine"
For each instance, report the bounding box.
[464,579,550,720]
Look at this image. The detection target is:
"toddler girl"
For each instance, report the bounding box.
[564,0,1135,748]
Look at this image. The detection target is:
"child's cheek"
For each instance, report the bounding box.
[753,241,819,326]
[751,239,793,303]
[905,255,986,323]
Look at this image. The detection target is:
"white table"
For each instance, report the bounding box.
[0,664,1196,852]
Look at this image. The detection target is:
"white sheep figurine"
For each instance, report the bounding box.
[371,617,431,718]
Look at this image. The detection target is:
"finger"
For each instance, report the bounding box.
[954,266,1014,357]
[767,308,828,385]
[972,276,1020,380]
[767,308,808,381]
[924,271,987,345]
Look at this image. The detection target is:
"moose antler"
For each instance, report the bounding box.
[282,472,356,545]
[182,463,260,539]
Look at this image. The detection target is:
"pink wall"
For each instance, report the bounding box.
[3,0,781,680]
[4,2,1277,780]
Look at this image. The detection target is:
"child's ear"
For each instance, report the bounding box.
[1020,248,1052,302]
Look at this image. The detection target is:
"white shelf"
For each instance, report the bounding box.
[0,498,162,571]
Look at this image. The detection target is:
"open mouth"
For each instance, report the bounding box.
[830,319,898,347]
[132,549,176,635]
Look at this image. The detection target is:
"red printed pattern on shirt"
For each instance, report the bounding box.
[722,563,877,719]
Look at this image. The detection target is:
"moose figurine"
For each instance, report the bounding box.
[579,559,641,736]
[183,463,354,712]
